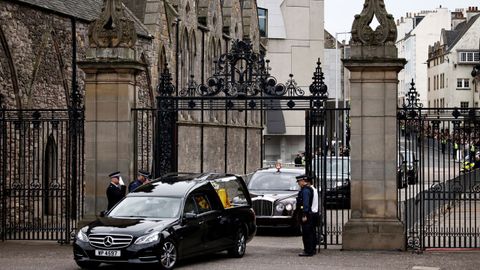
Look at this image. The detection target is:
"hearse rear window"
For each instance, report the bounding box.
[211,177,248,208]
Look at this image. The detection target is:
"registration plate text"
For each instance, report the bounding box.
[95,250,121,257]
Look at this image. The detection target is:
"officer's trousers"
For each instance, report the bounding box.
[301,213,316,254]
[312,212,321,246]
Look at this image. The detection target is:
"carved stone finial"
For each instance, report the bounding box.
[88,0,137,48]
[351,0,397,46]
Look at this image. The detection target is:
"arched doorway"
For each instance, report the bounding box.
[43,133,58,216]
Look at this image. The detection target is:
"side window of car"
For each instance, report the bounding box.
[184,197,198,214]
[193,194,211,214]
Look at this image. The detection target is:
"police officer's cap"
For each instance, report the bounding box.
[138,169,151,178]
[109,171,121,178]
[296,174,310,182]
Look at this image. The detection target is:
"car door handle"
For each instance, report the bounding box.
[198,220,205,225]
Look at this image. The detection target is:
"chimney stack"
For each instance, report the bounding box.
[466,6,480,22]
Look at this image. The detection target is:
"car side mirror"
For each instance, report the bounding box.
[99,210,106,217]
[183,212,197,220]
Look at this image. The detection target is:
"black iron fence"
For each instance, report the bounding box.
[398,106,480,250]
[306,108,351,246]
[0,109,84,242]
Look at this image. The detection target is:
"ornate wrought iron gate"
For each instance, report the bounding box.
[0,106,84,242]
[398,81,480,250]
[133,40,351,246]
[306,108,350,247]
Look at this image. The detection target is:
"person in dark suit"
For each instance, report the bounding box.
[128,170,151,192]
[106,171,126,211]
[294,154,303,167]
[296,174,315,256]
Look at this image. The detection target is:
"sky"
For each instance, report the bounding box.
[325,0,480,40]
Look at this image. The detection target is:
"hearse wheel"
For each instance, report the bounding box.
[228,227,246,258]
[159,239,177,270]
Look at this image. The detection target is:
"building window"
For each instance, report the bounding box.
[459,51,480,63]
[258,8,268,38]
[428,77,430,91]
[457,78,470,89]
[461,101,469,108]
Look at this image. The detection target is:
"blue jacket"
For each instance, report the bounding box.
[128,179,143,192]
[297,186,313,214]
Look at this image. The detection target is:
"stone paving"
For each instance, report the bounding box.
[0,235,479,270]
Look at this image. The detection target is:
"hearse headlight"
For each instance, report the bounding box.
[285,203,293,211]
[134,232,160,245]
[76,226,89,242]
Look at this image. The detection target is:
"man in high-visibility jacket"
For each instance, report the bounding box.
[453,142,459,160]
[470,143,476,163]
[441,138,446,154]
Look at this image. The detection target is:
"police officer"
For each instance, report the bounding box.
[128,170,151,192]
[106,171,126,211]
[296,174,315,256]
[305,177,320,250]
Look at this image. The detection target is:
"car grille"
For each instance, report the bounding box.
[252,199,273,216]
[88,234,133,249]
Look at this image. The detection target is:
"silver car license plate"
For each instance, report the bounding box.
[95,250,121,257]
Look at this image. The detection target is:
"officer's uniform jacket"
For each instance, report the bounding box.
[106,183,126,210]
[128,179,143,192]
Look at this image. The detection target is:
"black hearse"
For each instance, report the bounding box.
[74,173,256,269]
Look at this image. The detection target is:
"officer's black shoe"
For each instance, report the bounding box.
[298,252,314,257]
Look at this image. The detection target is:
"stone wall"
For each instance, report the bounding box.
[0,2,80,109]
[0,1,153,109]
[0,0,264,198]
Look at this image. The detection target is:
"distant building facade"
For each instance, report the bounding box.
[396,7,451,107]
[257,0,325,163]
[427,7,480,109]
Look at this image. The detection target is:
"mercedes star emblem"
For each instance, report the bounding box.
[103,236,114,247]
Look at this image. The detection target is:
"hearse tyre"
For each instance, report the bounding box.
[159,239,178,270]
[227,225,247,258]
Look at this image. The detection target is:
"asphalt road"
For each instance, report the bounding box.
[1,235,480,270]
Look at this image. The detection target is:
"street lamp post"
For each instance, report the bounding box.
[335,32,350,153]
[471,39,480,105]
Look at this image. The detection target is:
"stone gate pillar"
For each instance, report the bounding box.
[342,0,406,250]
[78,0,144,219]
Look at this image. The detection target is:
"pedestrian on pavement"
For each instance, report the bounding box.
[470,142,476,163]
[106,171,126,211]
[294,154,303,167]
[129,169,151,192]
[453,141,459,160]
[295,174,315,256]
[441,136,446,154]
